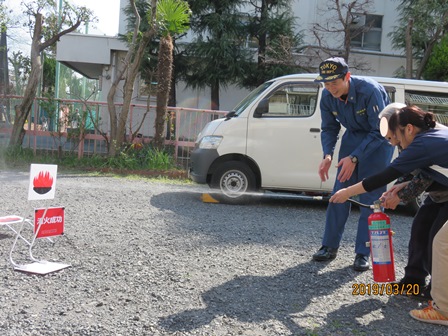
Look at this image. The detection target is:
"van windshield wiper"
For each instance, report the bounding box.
[225,111,236,120]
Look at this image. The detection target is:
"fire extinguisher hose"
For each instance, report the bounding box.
[348,198,375,209]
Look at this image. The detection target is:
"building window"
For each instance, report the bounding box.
[237,15,258,49]
[350,14,382,51]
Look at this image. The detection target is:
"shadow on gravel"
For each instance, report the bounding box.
[158,263,384,335]
[150,189,411,216]
[315,294,442,336]
[150,190,330,213]
[316,295,396,335]
[150,191,330,245]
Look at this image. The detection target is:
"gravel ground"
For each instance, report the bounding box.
[0,169,445,336]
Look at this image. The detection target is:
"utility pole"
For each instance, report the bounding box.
[0,25,10,124]
[54,0,63,121]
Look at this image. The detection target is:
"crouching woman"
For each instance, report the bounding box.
[330,105,448,326]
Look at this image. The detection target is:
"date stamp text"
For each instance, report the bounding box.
[352,283,420,296]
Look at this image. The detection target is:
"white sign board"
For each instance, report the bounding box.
[28,164,58,201]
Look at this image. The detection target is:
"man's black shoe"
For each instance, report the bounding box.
[393,277,432,300]
[312,246,338,261]
[353,254,369,271]
[394,276,427,287]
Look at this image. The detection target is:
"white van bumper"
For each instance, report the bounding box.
[189,148,219,184]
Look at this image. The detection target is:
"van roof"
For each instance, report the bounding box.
[273,73,448,89]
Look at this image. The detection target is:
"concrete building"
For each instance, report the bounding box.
[56,0,407,125]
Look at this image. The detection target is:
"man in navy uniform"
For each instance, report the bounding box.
[313,57,394,271]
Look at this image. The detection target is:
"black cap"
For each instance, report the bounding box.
[315,57,349,82]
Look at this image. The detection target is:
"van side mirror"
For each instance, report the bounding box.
[253,98,269,118]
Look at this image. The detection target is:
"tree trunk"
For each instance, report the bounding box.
[154,35,173,150]
[257,0,268,86]
[342,8,351,62]
[106,66,119,154]
[7,6,84,148]
[416,39,437,80]
[9,14,43,147]
[166,69,176,141]
[405,18,413,79]
[107,0,157,156]
[211,80,219,111]
[168,46,176,107]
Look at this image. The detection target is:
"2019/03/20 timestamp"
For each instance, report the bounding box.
[352,283,420,296]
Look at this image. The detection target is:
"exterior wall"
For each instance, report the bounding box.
[68,0,409,116]
[352,54,405,77]
[57,34,126,65]
[99,49,128,102]
[372,0,399,53]
[174,0,407,111]
[293,1,401,54]
[97,50,159,138]
[175,82,250,112]
[118,0,129,36]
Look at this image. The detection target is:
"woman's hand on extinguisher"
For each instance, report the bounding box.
[380,183,406,209]
[380,193,400,209]
[329,188,350,203]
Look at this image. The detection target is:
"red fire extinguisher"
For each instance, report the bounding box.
[349,199,396,283]
[367,201,395,283]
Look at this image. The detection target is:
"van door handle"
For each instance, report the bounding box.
[310,128,321,133]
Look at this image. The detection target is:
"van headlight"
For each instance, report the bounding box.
[199,136,223,149]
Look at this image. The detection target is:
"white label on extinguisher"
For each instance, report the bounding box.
[370,230,392,264]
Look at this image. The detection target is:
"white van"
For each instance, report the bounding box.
[189,74,448,207]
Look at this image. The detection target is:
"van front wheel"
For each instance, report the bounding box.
[210,161,258,204]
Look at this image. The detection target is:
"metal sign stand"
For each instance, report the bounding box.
[0,164,70,275]
[9,210,70,275]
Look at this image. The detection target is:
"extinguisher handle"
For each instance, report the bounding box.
[347,198,375,209]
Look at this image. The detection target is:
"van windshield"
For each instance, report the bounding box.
[232,81,274,116]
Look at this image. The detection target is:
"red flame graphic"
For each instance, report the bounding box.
[33,171,53,188]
